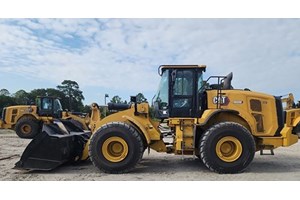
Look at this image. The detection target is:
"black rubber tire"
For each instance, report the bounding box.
[89,122,144,174]
[15,117,41,139]
[199,122,256,174]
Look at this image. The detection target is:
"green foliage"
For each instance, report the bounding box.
[0,89,10,96]
[110,95,123,104]
[57,80,84,111]
[29,88,67,108]
[0,82,137,116]
[82,104,107,119]
[99,106,107,119]
[0,95,16,114]
[0,80,86,113]
[82,105,91,114]
[136,93,147,103]
[13,90,30,105]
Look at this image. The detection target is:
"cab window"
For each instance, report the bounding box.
[42,98,52,110]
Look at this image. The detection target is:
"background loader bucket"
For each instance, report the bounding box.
[15,120,91,171]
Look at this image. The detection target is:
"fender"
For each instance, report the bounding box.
[122,115,151,144]
[198,108,256,134]
[198,109,239,126]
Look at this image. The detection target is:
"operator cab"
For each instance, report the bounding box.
[152,65,206,119]
[36,96,63,118]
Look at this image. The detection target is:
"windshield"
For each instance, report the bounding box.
[42,98,53,110]
[198,72,203,89]
[197,71,204,92]
[154,69,169,109]
[53,99,63,114]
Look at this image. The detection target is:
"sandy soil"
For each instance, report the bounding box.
[1,129,300,181]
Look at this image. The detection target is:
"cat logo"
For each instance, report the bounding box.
[213,96,229,105]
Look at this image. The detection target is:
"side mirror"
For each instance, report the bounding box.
[130,96,137,103]
[130,96,138,116]
[171,70,177,84]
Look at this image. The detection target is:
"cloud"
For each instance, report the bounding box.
[1,18,300,103]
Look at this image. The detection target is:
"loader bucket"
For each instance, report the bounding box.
[15,120,91,171]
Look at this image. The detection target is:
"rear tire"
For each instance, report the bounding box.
[199,122,255,174]
[89,122,144,174]
[15,117,41,139]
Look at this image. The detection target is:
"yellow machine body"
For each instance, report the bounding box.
[0,105,90,129]
[88,102,162,150]
[0,97,91,138]
[84,91,300,158]
[85,65,300,174]
[0,105,40,129]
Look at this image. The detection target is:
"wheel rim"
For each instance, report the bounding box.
[102,136,128,162]
[216,136,242,162]
[21,124,32,134]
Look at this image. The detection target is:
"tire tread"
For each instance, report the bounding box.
[89,122,144,174]
[199,122,255,174]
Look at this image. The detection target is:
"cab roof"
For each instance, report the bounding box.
[36,96,61,99]
[158,65,206,75]
[160,65,206,69]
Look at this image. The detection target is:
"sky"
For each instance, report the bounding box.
[1,18,300,106]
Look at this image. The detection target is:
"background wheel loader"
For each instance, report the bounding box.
[14,65,300,174]
[0,96,91,139]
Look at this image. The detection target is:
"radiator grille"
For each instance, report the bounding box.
[252,113,264,132]
[250,99,262,112]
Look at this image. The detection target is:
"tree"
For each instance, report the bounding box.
[110,95,122,104]
[45,88,68,109]
[136,93,147,103]
[28,89,47,104]
[57,80,84,111]
[0,95,16,114]
[13,90,30,105]
[82,105,91,114]
[29,88,68,108]
[0,89,10,96]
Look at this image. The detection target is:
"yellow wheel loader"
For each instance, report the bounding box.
[86,65,300,174]
[0,96,90,139]
[14,65,300,174]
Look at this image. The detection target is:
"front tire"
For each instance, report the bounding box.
[15,117,41,139]
[199,122,255,174]
[89,122,144,174]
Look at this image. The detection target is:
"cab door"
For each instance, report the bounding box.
[169,69,196,117]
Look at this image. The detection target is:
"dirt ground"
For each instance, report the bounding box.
[1,129,300,181]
